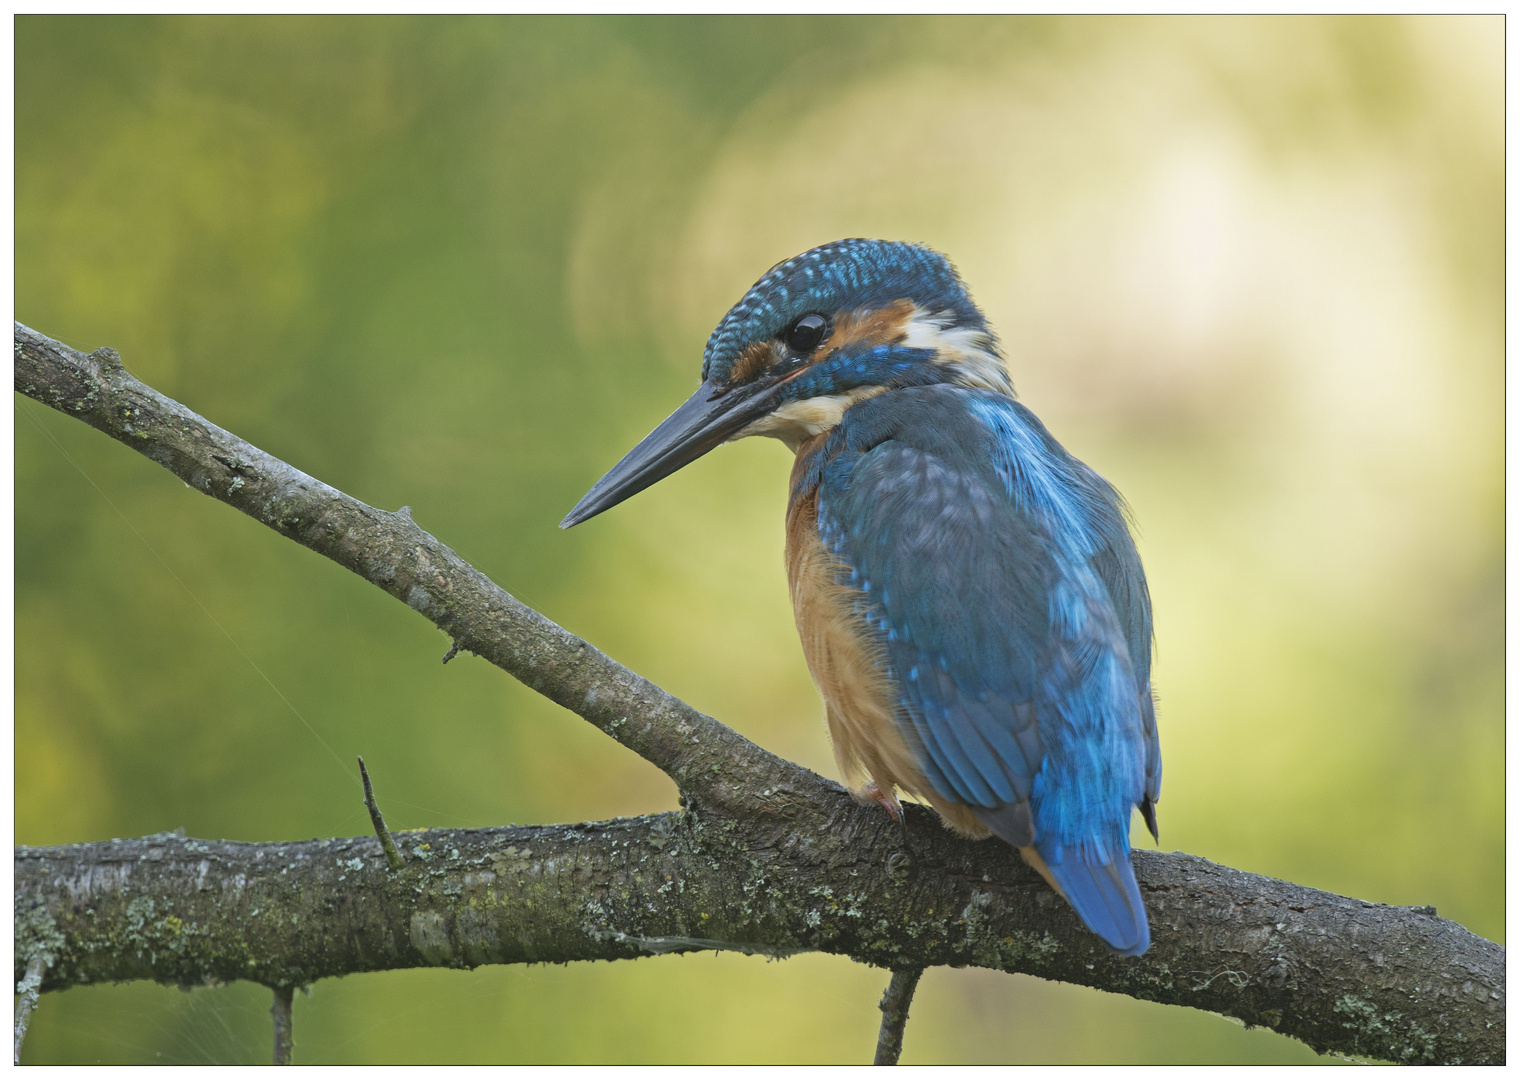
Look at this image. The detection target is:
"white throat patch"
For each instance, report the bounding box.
[736,386,887,451]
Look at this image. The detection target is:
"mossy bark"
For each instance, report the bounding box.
[16,807,1505,1063]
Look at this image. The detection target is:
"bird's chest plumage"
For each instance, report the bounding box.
[785,441,918,797]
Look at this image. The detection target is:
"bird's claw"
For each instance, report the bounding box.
[862,781,904,823]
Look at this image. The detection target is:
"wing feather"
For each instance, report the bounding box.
[819,439,1050,815]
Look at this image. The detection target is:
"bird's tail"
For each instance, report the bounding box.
[1038,844,1150,957]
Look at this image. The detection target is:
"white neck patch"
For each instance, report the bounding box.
[901,307,1013,396]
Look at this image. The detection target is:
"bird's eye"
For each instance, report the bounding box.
[784,314,828,354]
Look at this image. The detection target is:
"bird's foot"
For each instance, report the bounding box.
[861,781,904,823]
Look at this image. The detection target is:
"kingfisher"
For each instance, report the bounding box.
[561,239,1160,956]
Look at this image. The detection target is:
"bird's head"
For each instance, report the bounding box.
[561,238,1008,527]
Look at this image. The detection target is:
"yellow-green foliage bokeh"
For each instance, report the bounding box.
[15,15,1501,1064]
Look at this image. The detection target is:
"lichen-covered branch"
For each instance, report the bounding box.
[12,324,1506,1064]
[15,814,1504,1064]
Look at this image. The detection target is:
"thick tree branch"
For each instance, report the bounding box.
[13,324,1505,1064]
[15,822,1504,1064]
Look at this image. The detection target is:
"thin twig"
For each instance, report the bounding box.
[874,967,924,1065]
[358,756,405,870]
[13,955,45,1065]
[271,985,294,1065]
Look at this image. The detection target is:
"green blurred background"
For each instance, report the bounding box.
[14,15,1501,1064]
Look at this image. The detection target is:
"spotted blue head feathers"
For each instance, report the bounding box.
[701,239,997,387]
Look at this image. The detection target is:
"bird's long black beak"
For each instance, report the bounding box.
[559,377,783,528]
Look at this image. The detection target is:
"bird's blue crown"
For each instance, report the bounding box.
[701,239,996,386]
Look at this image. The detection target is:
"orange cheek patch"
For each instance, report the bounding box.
[727,340,775,386]
[819,299,914,360]
[729,300,913,386]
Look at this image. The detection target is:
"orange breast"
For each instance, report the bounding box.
[785,484,916,794]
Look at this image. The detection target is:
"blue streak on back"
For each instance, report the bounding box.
[967,396,1149,863]
[966,399,1162,821]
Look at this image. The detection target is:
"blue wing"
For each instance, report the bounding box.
[812,386,1154,955]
